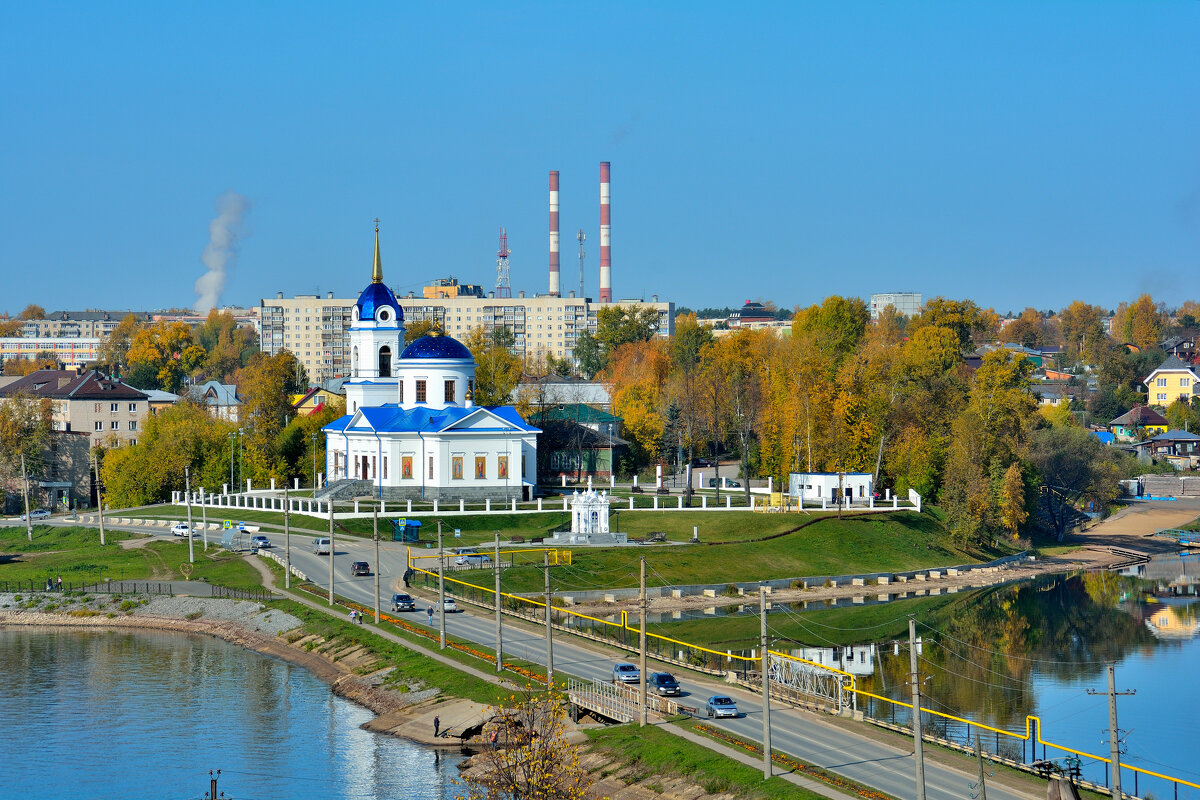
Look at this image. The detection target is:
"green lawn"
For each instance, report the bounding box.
[0,525,263,589]
[647,593,961,651]
[445,512,984,594]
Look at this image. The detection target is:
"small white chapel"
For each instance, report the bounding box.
[322,227,539,501]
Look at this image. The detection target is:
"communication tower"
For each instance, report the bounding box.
[577,229,587,299]
[495,227,512,298]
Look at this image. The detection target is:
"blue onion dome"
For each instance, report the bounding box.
[356,282,402,324]
[400,331,472,360]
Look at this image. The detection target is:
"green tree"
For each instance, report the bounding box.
[0,392,53,502]
[1027,425,1117,541]
[196,309,258,381]
[1058,301,1106,363]
[909,297,999,351]
[790,295,870,367]
[594,306,658,361]
[572,330,602,379]
[465,327,523,406]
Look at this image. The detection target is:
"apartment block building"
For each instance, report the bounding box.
[0,369,148,447]
[261,289,673,384]
[19,310,152,339]
[869,292,923,320]
[0,337,101,370]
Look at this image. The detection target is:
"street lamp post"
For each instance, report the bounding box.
[228,432,236,490]
[238,428,244,491]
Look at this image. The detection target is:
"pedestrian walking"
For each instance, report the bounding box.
[433,715,440,738]
[349,609,356,624]
[427,606,434,625]
[489,729,498,748]
[56,576,63,591]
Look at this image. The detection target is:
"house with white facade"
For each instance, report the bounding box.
[321,228,539,501]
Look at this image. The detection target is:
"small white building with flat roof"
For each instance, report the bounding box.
[789,472,874,503]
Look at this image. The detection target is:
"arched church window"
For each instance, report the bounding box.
[379,346,392,378]
[352,346,359,375]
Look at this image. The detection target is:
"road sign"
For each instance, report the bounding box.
[223,520,232,529]
[454,529,461,538]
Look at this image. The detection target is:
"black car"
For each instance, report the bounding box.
[350,561,371,576]
[391,593,416,612]
[647,672,681,696]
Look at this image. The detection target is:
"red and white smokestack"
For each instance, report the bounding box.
[599,161,612,303]
[548,170,561,297]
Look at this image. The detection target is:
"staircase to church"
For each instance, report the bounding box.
[314,479,374,502]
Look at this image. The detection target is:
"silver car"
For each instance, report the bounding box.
[612,662,640,684]
[705,695,739,718]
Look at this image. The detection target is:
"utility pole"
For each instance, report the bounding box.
[283,487,291,589]
[760,584,772,780]
[494,531,503,673]
[544,550,554,688]
[185,467,194,564]
[373,507,381,624]
[208,769,221,800]
[438,520,446,649]
[21,453,33,543]
[327,501,335,606]
[200,487,208,551]
[93,453,105,546]
[639,556,648,726]
[909,616,927,800]
[971,734,988,800]
[1089,663,1134,800]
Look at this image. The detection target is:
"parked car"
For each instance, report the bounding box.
[250,535,271,549]
[391,593,416,612]
[313,537,331,555]
[647,672,682,696]
[350,561,371,576]
[455,552,492,567]
[612,662,641,684]
[705,695,739,718]
[170,522,190,536]
[441,598,459,613]
[707,478,741,488]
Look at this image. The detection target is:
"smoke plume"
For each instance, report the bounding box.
[194,190,250,314]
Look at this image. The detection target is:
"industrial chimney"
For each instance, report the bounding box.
[599,162,612,303]
[548,171,561,297]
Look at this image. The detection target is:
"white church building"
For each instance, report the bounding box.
[322,228,539,501]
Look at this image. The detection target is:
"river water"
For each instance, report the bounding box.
[0,628,463,800]
[844,555,1200,799]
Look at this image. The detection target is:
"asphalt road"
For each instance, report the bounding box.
[4,516,1035,800]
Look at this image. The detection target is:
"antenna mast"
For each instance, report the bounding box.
[577,229,587,299]
[495,227,511,298]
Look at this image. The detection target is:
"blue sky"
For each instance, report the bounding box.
[2,2,1197,316]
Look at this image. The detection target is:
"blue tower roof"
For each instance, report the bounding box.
[400,334,471,360]
[356,282,402,324]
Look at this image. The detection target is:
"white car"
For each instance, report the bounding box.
[313,537,331,555]
[441,598,459,613]
[171,522,190,537]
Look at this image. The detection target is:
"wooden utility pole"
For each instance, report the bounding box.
[438,520,446,649]
[1089,664,1134,800]
[494,531,503,673]
[761,584,772,780]
[909,617,927,800]
[283,487,291,589]
[639,556,647,727]
[185,467,194,564]
[544,550,554,688]
[21,453,33,542]
[373,507,380,624]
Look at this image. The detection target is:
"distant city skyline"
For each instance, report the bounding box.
[2,3,1197,316]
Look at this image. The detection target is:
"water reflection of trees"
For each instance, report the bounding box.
[862,574,1155,734]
